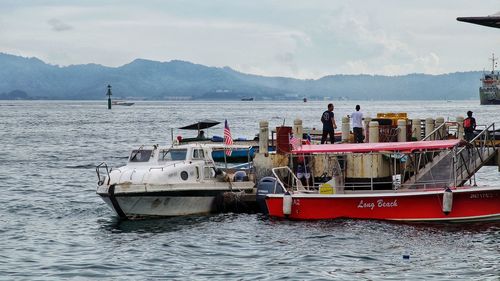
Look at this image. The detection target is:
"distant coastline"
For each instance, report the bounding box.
[0,52,482,101]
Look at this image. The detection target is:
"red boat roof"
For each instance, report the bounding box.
[292,139,463,154]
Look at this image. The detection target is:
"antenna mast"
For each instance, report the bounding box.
[490,53,498,74]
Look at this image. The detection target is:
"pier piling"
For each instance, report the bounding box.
[259,120,269,153]
[456,116,465,140]
[364,117,371,143]
[412,118,421,141]
[397,119,407,142]
[342,116,350,143]
[435,117,445,139]
[425,118,435,140]
[293,119,303,141]
[369,121,379,143]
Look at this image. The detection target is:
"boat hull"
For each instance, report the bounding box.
[99,194,217,218]
[479,88,500,105]
[97,185,241,219]
[265,187,500,222]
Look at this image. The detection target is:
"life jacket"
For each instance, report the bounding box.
[464,118,472,129]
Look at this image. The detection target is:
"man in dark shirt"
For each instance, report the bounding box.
[463,110,476,141]
[321,103,337,144]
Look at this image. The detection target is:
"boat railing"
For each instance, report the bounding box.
[341,179,452,192]
[454,123,497,186]
[271,166,308,193]
[96,162,110,186]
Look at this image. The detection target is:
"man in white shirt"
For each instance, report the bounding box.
[351,105,364,143]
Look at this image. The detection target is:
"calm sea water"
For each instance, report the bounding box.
[1,100,499,280]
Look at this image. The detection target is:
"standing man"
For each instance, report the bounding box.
[463,110,476,141]
[321,103,337,144]
[351,105,364,143]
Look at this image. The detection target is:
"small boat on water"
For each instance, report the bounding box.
[96,143,254,219]
[264,138,500,222]
[241,97,254,101]
[112,100,135,106]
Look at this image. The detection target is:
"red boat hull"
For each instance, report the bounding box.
[265,187,500,222]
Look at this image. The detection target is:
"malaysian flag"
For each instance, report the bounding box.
[224,119,233,156]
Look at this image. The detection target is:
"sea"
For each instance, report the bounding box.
[1,100,499,280]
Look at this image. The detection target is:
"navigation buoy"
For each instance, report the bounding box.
[283,191,292,216]
[442,188,453,215]
[106,84,112,110]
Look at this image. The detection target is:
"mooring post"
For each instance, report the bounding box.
[107,84,112,110]
[259,120,269,153]
[293,118,303,141]
[369,121,379,143]
[364,117,371,142]
[425,118,435,140]
[397,119,407,142]
[435,117,445,140]
[412,118,421,141]
[456,116,465,140]
[342,116,350,143]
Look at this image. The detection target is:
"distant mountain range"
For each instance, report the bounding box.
[0,52,482,100]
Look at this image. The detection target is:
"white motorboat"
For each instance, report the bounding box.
[96,143,255,219]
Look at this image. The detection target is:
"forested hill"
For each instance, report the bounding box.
[0,52,480,100]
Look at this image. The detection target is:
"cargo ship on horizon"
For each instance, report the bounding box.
[479,53,500,105]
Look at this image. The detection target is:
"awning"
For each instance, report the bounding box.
[292,139,463,154]
[178,120,220,130]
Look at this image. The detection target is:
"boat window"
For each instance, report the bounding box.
[204,167,215,179]
[193,149,205,159]
[129,150,153,162]
[160,149,187,161]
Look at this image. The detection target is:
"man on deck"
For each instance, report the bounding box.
[321,103,337,144]
[351,105,364,143]
[463,111,476,141]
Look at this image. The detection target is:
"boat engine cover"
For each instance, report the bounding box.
[256,177,281,214]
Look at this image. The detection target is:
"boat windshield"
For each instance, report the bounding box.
[129,150,153,162]
[160,149,188,161]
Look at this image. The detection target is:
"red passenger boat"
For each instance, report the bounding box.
[265,139,500,222]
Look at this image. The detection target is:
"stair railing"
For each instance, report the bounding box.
[454,123,496,186]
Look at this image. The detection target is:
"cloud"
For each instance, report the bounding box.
[314,7,446,75]
[47,18,73,32]
[1,1,498,78]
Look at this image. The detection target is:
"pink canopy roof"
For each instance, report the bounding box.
[292,139,463,154]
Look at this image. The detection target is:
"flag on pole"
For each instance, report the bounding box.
[290,134,302,150]
[224,119,233,156]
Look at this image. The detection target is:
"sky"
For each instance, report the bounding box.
[1,0,500,79]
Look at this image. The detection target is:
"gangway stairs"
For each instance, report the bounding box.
[454,123,498,186]
[404,123,455,187]
[404,123,498,188]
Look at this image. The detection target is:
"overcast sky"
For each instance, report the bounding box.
[1,0,499,78]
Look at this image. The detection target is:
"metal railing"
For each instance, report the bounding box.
[422,122,448,141]
[454,123,497,186]
[96,162,110,186]
[271,166,307,193]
